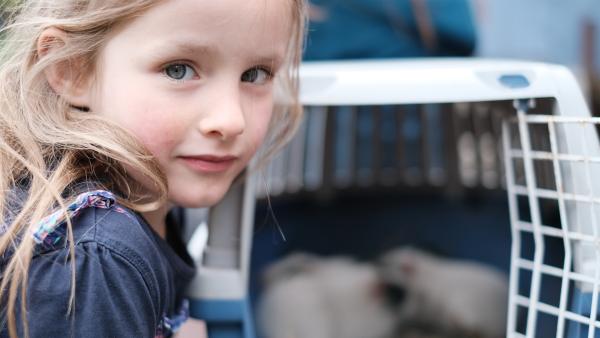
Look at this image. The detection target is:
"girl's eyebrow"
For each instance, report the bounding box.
[252,55,284,68]
[144,40,214,59]
[171,41,214,55]
[145,40,285,67]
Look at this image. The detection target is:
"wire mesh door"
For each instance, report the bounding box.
[503,99,600,338]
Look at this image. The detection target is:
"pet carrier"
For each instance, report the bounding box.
[186,58,600,338]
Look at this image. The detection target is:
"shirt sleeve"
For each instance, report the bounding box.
[23,241,159,338]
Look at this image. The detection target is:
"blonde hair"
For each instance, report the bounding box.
[0,1,307,337]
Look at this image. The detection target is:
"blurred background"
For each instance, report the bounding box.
[299,0,600,102]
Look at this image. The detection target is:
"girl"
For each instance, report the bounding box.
[0,0,306,337]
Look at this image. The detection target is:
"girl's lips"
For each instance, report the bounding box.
[178,155,237,173]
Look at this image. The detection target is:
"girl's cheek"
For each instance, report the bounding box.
[245,114,273,160]
[124,107,183,156]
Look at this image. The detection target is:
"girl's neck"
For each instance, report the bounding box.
[141,205,170,239]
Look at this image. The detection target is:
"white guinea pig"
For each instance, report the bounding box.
[379,247,509,338]
[258,253,397,338]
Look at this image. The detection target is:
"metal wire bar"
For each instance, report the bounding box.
[513,186,600,205]
[514,295,600,328]
[503,119,523,336]
[517,221,598,243]
[580,121,600,338]
[509,150,600,164]
[548,120,575,338]
[516,259,597,285]
[515,100,545,338]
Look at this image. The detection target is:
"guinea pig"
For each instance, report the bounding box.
[258,253,397,338]
[378,247,509,338]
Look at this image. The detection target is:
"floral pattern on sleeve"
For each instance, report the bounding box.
[31,190,130,250]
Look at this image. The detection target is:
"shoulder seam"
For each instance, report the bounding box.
[91,207,162,322]
[92,239,161,325]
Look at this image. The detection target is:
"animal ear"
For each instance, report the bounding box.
[38,27,93,109]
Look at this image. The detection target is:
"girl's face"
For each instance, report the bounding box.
[89,0,292,207]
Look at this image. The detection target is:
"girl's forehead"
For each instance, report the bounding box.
[127,0,292,37]
[106,0,293,60]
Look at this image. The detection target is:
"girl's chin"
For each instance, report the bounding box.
[169,189,230,209]
[167,171,244,208]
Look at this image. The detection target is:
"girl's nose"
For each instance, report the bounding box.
[197,90,246,141]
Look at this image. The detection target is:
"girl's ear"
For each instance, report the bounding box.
[37,27,93,109]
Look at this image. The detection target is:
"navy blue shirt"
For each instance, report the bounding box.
[0,195,196,338]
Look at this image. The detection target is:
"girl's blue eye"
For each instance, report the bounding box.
[164,63,196,81]
[241,67,272,84]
